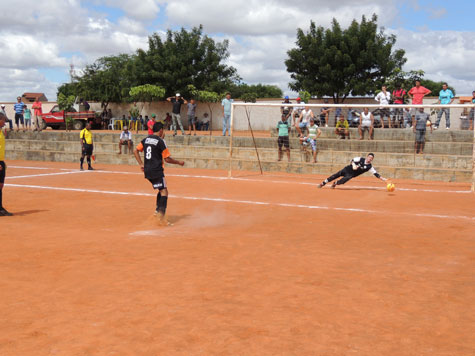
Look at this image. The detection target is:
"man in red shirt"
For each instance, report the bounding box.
[147,114,156,135]
[32,97,43,131]
[408,80,431,123]
[392,84,406,127]
[408,80,431,105]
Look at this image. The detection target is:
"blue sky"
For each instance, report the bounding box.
[1,0,475,101]
[395,0,475,31]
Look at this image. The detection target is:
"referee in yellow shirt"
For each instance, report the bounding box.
[80,121,94,170]
[0,112,13,216]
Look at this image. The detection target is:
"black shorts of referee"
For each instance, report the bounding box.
[82,143,94,156]
[0,161,5,184]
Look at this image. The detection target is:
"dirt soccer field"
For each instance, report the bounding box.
[1,160,474,356]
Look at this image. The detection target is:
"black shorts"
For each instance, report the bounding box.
[82,143,93,156]
[379,108,390,117]
[148,176,167,190]
[278,136,290,149]
[15,113,24,125]
[0,161,5,184]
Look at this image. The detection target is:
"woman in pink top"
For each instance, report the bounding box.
[408,80,431,105]
[32,98,43,131]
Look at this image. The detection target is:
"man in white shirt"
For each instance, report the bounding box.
[296,106,314,137]
[118,126,133,154]
[292,97,305,126]
[375,85,392,128]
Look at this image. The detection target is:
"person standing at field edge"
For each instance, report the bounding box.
[222,92,233,136]
[32,97,43,131]
[167,93,187,136]
[80,122,94,171]
[0,112,13,215]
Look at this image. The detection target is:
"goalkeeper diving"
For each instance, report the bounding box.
[317,153,388,188]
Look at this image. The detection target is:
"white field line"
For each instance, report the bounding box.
[5,183,475,222]
[8,165,472,194]
[8,171,86,179]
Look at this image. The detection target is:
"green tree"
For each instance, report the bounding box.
[129,84,165,119]
[228,83,283,99]
[285,14,407,102]
[298,91,311,104]
[57,92,76,131]
[136,25,240,97]
[241,93,257,103]
[58,54,137,109]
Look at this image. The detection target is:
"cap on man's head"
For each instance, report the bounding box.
[123,126,128,130]
[1,104,5,107]
[151,113,156,118]
[296,97,301,101]
[284,96,289,99]
[176,93,181,96]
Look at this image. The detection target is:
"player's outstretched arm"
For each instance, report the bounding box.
[165,156,185,166]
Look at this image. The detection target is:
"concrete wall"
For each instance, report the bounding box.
[3,98,471,131]
[103,97,472,131]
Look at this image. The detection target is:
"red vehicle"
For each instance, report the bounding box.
[40,105,96,130]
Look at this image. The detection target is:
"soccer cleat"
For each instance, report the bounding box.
[433,126,438,130]
[88,166,94,170]
[0,208,13,216]
[331,182,337,189]
[80,166,84,171]
[446,127,450,130]
[155,211,172,226]
[317,183,324,188]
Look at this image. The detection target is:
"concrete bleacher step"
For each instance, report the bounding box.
[271,127,475,142]
[7,149,471,182]
[6,133,473,156]
[4,131,473,182]
[6,139,472,170]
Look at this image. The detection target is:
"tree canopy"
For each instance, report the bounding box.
[136,25,239,97]
[285,14,407,102]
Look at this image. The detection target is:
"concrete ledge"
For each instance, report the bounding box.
[6,149,472,182]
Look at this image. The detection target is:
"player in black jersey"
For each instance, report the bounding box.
[134,122,184,225]
[317,153,388,188]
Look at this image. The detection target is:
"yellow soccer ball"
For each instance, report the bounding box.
[386,183,396,192]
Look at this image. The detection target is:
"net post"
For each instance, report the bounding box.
[472,117,475,192]
[244,106,263,175]
[227,103,235,178]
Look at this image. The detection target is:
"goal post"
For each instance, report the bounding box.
[227,102,475,191]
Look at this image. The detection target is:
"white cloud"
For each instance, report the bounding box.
[0,68,59,102]
[0,0,473,101]
[395,29,475,94]
[101,0,161,20]
[0,34,67,69]
[165,0,397,36]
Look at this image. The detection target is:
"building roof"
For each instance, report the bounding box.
[22,92,48,102]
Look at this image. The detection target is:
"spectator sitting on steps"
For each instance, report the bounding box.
[335,114,350,139]
[118,126,133,154]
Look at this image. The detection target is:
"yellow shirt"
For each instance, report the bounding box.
[80,128,93,144]
[0,130,5,161]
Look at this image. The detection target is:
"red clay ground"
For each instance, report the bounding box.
[1,160,474,356]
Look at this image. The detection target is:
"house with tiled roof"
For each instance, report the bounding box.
[22,92,48,103]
